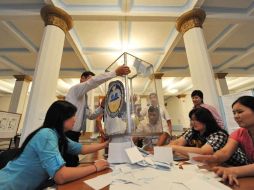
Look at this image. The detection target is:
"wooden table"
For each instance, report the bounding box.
[58,151,254,190]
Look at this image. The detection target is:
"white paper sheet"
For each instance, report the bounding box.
[110,183,143,190]
[154,146,173,164]
[183,176,231,190]
[181,164,199,171]
[84,173,112,190]
[86,161,229,190]
[125,146,144,164]
[188,152,206,165]
[108,142,132,163]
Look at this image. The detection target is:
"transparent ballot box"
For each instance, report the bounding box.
[104,52,165,145]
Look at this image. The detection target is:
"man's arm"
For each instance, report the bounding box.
[156,132,169,146]
[167,119,172,135]
[74,65,130,98]
[95,115,106,141]
[86,106,103,120]
[74,72,116,98]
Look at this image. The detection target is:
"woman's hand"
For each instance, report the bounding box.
[94,160,109,172]
[168,144,175,149]
[212,166,239,186]
[102,139,110,148]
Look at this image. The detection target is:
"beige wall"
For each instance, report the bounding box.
[0,94,30,133]
[165,94,193,128]
[0,95,12,111]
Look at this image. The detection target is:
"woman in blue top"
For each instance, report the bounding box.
[0,100,109,190]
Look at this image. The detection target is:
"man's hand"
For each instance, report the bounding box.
[115,65,131,76]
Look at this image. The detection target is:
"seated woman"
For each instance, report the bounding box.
[194,96,254,185]
[168,107,247,166]
[0,100,109,189]
[191,90,224,128]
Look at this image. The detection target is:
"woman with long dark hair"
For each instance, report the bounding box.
[194,96,254,185]
[0,100,109,189]
[191,90,224,128]
[168,107,247,166]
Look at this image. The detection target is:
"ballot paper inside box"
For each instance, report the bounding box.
[104,52,164,138]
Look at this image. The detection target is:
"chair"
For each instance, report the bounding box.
[0,148,20,169]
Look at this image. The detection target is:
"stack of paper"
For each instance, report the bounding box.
[85,145,231,190]
[84,163,230,190]
[183,176,231,190]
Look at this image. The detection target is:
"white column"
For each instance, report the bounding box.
[20,5,73,144]
[215,73,229,95]
[9,75,31,114]
[152,73,165,106]
[176,8,220,111]
[9,75,31,133]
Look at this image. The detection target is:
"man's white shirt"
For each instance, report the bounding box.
[66,71,116,132]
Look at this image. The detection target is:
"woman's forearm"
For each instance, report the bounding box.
[232,164,254,178]
[213,138,239,164]
[81,143,106,154]
[171,145,212,156]
[54,165,96,184]
[213,148,233,163]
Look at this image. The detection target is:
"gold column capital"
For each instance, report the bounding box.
[176,8,206,34]
[40,5,73,33]
[215,73,228,79]
[150,73,164,80]
[57,95,65,100]
[176,94,186,99]
[14,75,32,82]
[139,95,148,99]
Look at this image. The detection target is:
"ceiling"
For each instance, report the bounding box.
[0,0,254,97]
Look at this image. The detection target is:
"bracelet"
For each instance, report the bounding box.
[93,164,98,172]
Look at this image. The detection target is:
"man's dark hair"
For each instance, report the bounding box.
[148,106,159,114]
[149,92,157,98]
[191,90,203,99]
[81,71,95,79]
